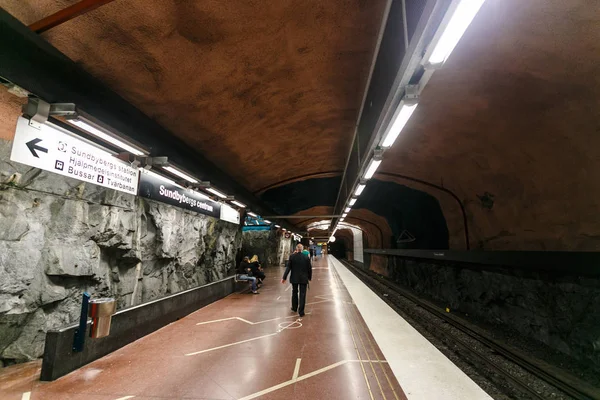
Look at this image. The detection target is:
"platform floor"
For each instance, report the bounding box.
[2,255,494,399]
[3,256,408,400]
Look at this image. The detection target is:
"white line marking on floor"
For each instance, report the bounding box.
[292,358,302,380]
[114,396,135,400]
[185,333,278,356]
[285,285,291,291]
[196,314,309,326]
[276,296,281,300]
[21,392,31,400]
[238,360,385,400]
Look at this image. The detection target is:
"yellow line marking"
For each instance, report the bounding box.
[185,333,277,356]
[292,358,302,380]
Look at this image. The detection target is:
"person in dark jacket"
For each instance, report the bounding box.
[238,256,259,294]
[249,255,266,283]
[281,244,312,317]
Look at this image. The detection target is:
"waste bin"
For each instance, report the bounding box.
[88,298,116,338]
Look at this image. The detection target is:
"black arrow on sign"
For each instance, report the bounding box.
[26,138,48,158]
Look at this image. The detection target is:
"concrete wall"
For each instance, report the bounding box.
[0,138,242,366]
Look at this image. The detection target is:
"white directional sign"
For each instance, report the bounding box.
[10,116,139,195]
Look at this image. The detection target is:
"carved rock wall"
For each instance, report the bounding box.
[241,230,291,268]
[0,138,242,365]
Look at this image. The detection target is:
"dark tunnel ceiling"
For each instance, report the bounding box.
[262,178,449,249]
[1,0,599,244]
[0,0,388,193]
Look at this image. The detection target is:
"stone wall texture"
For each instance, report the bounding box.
[0,138,242,365]
[381,257,600,369]
[241,230,291,268]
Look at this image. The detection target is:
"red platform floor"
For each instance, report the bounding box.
[1,256,406,400]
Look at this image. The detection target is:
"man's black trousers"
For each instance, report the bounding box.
[291,283,307,315]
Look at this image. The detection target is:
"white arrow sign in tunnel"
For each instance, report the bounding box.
[10,117,139,195]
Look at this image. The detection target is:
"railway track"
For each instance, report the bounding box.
[340,260,600,400]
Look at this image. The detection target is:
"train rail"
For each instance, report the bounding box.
[340,260,600,400]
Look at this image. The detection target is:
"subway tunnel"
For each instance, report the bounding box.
[0,0,599,399]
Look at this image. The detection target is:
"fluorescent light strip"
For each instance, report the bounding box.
[381,102,418,148]
[427,0,486,66]
[349,198,357,206]
[344,207,351,213]
[162,166,198,183]
[342,213,347,218]
[364,158,382,180]
[275,224,281,228]
[248,212,258,217]
[70,120,145,156]
[145,170,178,186]
[354,184,366,196]
[231,200,246,208]
[264,220,271,224]
[206,187,227,199]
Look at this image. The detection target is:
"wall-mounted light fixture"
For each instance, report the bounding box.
[248,212,258,217]
[275,224,281,228]
[231,200,246,208]
[206,187,228,199]
[162,165,198,183]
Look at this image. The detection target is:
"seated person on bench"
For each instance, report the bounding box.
[237,256,259,294]
[249,255,266,283]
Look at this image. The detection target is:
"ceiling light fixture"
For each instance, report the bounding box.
[69,119,146,156]
[231,200,246,208]
[264,220,271,224]
[247,212,258,217]
[349,198,357,206]
[342,213,347,218]
[363,149,383,180]
[344,207,351,213]
[380,99,418,148]
[275,224,281,228]
[162,166,198,183]
[354,184,366,196]
[206,187,227,199]
[424,0,486,67]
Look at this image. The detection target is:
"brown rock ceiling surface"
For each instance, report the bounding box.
[0,0,386,192]
[378,0,600,250]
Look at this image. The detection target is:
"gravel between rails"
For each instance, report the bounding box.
[343,262,578,400]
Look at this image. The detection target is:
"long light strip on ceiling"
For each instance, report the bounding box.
[70,119,146,156]
[247,212,258,217]
[231,200,246,208]
[363,158,382,180]
[264,220,271,224]
[206,187,227,199]
[162,166,198,183]
[354,184,366,196]
[380,100,418,148]
[342,213,348,218]
[275,224,281,228]
[425,0,486,66]
[344,207,351,213]
[349,198,357,206]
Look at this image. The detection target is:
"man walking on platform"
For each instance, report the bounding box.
[281,244,312,317]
